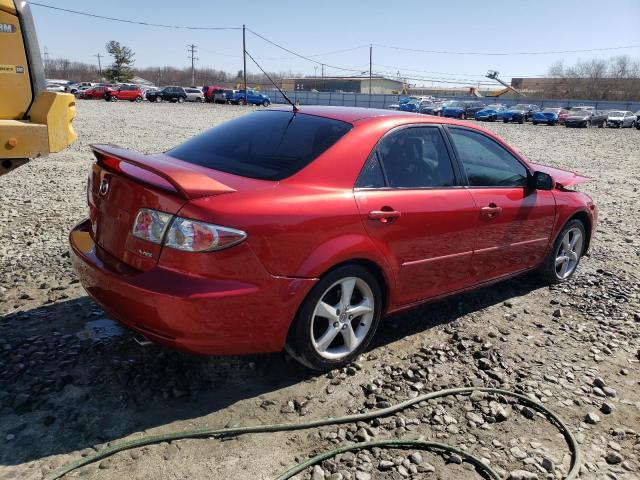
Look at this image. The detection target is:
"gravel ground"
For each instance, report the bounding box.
[0,101,639,480]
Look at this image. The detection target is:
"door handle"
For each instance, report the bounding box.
[480,204,502,218]
[369,209,401,223]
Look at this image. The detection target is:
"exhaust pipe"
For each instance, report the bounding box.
[133,333,152,347]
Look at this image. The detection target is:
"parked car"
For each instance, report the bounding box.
[79,85,115,100]
[502,104,541,123]
[565,110,596,128]
[569,105,595,113]
[420,100,452,116]
[474,104,507,122]
[214,89,235,104]
[66,81,94,94]
[636,111,640,129]
[74,85,92,97]
[532,108,569,126]
[70,106,596,370]
[46,82,66,92]
[591,110,609,128]
[106,85,144,102]
[185,87,205,102]
[399,98,432,112]
[606,110,637,128]
[202,85,225,102]
[146,86,188,103]
[230,89,271,106]
[442,101,486,119]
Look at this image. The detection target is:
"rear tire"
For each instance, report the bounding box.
[503,118,509,123]
[460,112,466,120]
[532,121,538,125]
[539,219,586,285]
[262,99,270,107]
[238,98,247,106]
[285,265,382,371]
[518,116,525,124]
[177,97,185,103]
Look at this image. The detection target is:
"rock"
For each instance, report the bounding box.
[355,473,371,480]
[606,451,623,464]
[509,470,538,480]
[378,460,394,471]
[447,453,463,464]
[584,412,600,424]
[552,309,563,318]
[600,402,615,414]
[311,465,325,480]
[466,412,484,425]
[163,443,179,461]
[408,452,422,464]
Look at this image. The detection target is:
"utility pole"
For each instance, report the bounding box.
[242,25,247,104]
[42,46,49,75]
[321,63,325,91]
[369,44,372,95]
[187,44,198,87]
[94,53,103,79]
[314,65,318,90]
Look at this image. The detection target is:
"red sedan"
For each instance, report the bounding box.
[79,85,115,100]
[69,107,597,370]
[105,85,144,102]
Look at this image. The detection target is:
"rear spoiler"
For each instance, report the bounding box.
[91,144,235,199]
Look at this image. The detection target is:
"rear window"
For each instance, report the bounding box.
[167,111,352,180]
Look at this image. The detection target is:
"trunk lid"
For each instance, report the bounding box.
[88,144,240,271]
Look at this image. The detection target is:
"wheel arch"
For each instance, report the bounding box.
[317,258,391,314]
[568,210,592,254]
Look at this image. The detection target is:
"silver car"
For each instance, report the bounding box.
[185,87,205,103]
[606,110,637,128]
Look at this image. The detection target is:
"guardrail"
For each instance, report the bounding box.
[263,89,640,112]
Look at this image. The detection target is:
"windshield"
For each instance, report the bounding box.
[570,110,588,116]
[607,111,625,116]
[485,104,502,110]
[167,111,352,181]
[407,99,420,105]
[542,108,560,113]
[448,101,466,107]
[510,104,527,111]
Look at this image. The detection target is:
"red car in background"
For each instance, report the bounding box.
[106,85,144,102]
[69,107,597,370]
[202,85,226,102]
[79,85,115,100]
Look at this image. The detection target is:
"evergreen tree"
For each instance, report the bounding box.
[104,41,135,83]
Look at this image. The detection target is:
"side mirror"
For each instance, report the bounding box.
[530,171,554,190]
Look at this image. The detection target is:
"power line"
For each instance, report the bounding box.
[246,28,364,73]
[373,43,640,56]
[29,2,240,30]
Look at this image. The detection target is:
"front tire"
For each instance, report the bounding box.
[262,99,270,107]
[177,96,185,103]
[285,265,382,371]
[540,219,586,284]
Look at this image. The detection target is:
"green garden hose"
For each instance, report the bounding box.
[46,387,581,480]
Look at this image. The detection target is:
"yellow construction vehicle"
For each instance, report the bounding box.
[0,0,76,177]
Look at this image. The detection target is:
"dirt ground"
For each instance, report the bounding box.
[0,101,638,480]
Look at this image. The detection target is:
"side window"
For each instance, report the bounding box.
[355,152,386,189]
[377,127,456,188]
[448,128,528,187]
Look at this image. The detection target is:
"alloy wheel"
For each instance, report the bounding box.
[310,277,375,360]
[555,227,583,280]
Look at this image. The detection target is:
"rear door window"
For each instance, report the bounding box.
[167,111,352,180]
[376,127,457,188]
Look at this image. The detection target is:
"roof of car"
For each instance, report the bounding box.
[269,105,426,123]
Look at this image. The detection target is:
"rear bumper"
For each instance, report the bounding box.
[69,219,317,355]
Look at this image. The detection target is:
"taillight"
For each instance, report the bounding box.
[132,208,173,244]
[132,208,247,252]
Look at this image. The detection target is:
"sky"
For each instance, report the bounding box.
[30,0,640,87]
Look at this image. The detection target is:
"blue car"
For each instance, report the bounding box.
[230,89,271,106]
[532,108,568,126]
[399,99,422,112]
[442,101,486,119]
[474,104,507,122]
[502,104,541,124]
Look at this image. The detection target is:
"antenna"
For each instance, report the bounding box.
[244,49,298,112]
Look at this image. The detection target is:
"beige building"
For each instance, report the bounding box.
[281,76,404,94]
